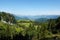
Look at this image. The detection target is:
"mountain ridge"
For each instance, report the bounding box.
[14,15,60,20]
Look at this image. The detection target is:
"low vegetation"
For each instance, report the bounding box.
[0,12,60,40]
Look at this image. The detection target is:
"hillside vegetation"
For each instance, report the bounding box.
[0,12,60,40]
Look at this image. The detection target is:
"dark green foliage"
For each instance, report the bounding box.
[0,12,16,24]
[0,12,60,40]
[0,13,1,21]
[48,17,60,34]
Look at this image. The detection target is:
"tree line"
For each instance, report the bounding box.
[0,12,60,40]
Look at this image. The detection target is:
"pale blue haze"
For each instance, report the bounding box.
[0,0,60,16]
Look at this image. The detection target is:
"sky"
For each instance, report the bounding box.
[0,0,60,16]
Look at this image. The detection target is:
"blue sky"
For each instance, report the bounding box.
[0,0,60,16]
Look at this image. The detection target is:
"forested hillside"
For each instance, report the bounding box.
[0,12,60,40]
[0,12,16,24]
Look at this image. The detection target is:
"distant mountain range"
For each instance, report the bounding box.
[14,15,60,20]
[14,15,60,22]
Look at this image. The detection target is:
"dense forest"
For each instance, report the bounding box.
[0,12,60,40]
